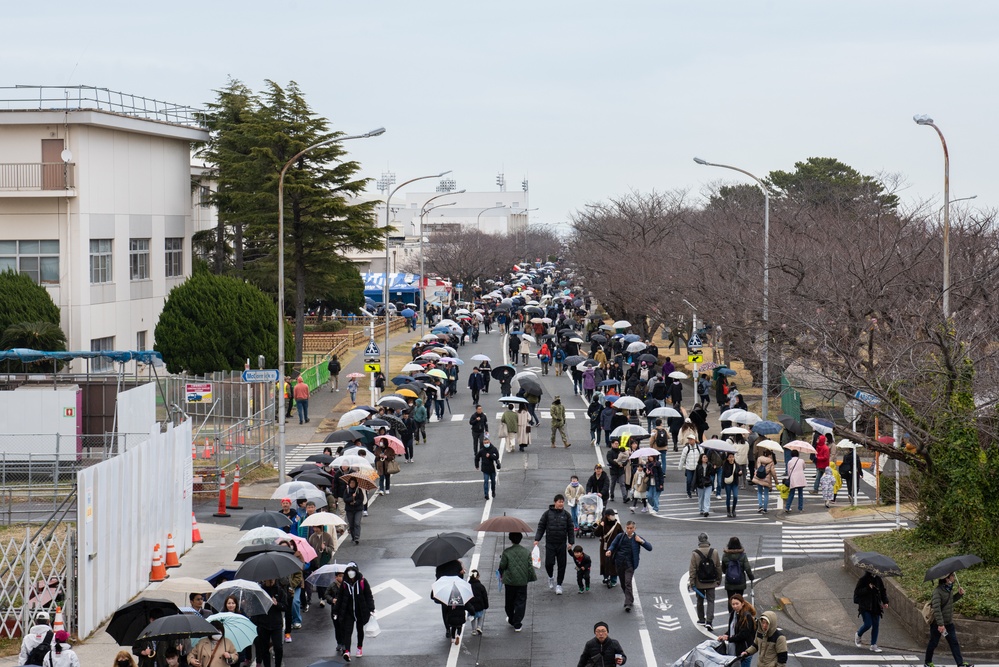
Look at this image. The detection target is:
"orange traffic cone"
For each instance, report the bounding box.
[148,543,168,582]
[202,439,213,459]
[53,606,65,633]
[227,465,243,510]
[192,443,197,460]
[164,533,180,568]
[191,512,203,544]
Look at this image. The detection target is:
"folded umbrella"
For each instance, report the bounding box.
[411,532,475,567]
[234,552,303,581]
[924,554,983,582]
[850,551,902,577]
[107,598,181,645]
[205,612,257,651]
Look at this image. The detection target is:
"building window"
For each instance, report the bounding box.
[129,238,150,280]
[0,240,59,284]
[89,239,113,284]
[165,238,183,278]
[199,185,211,207]
[90,336,115,373]
[136,330,147,351]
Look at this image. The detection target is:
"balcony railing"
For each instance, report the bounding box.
[0,163,75,192]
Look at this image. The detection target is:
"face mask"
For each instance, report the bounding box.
[118,661,131,667]
[211,634,222,641]
[570,481,579,487]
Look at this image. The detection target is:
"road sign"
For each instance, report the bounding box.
[687,334,703,348]
[434,290,447,297]
[854,390,881,407]
[241,369,279,383]
[363,340,380,356]
[185,383,213,403]
[363,363,381,373]
[456,283,463,290]
[687,353,703,364]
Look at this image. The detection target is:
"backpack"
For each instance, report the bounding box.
[695,548,717,583]
[725,555,745,587]
[755,462,768,480]
[25,630,53,666]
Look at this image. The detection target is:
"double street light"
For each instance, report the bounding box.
[276,127,386,480]
[693,157,770,419]
[913,115,952,319]
[418,190,466,335]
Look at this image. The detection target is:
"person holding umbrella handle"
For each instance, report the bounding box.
[925,572,970,667]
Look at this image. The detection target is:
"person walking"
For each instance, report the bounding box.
[721,452,742,517]
[717,594,756,667]
[853,569,888,652]
[606,520,653,612]
[538,342,552,375]
[678,435,701,499]
[697,373,711,410]
[519,336,531,366]
[252,579,287,667]
[576,621,627,667]
[694,453,716,518]
[346,377,358,406]
[188,622,237,667]
[343,478,365,545]
[628,460,649,514]
[467,367,486,405]
[689,532,722,631]
[586,464,610,505]
[466,570,489,636]
[333,563,375,661]
[550,396,571,448]
[468,405,488,461]
[534,494,576,595]
[752,449,778,513]
[565,475,585,528]
[411,399,428,447]
[500,404,519,453]
[738,611,788,666]
[374,442,396,495]
[516,405,532,452]
[498,532,536,632]
[924,572,970,667]
[646,453,664,513]
[327,355,341,392]
[475,437,501,500]
[810,435,830,494]
[783,451,807,513]
[721,536,754,609]
[594,508,623,588]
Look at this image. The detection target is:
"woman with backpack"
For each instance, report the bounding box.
[721,536,754,610]
[751,449,778,514]
[538,342,552,375]
[45,631,80,667]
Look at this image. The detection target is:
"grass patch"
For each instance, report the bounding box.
[855,529,999,619]
[240,464,277,485]
[0,637,21,657]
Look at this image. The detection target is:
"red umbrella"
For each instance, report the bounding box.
[877,435,896,444]
[375,435,405,455]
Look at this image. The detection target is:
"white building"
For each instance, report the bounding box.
[0,85,209,371]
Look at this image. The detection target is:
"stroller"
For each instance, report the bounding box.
[670,640,741,667]
[575,493,604,538]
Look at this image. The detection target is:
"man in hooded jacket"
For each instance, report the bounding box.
[739,610,788,666]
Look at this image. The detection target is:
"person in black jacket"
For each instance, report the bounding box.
[586,464,610,504]
[716,593,756,664]
[475,437,501,500]
[343,478,366,545]
[853,571,888,652]
[468,405,488,460]
[576,621,626,667]
[334,563,375,661]
[467,367,486,405]
[533,494,576,595]
[253,579,288,667]
[466,570,489,635]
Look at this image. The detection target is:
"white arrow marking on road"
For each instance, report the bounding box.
[656,614,681,631]
[370,579,422,620]
[652,595,672,611]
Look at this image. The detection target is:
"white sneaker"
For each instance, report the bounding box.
[548,577,555,590]
[869,645,882,653]
[384,490,390,495]
[854,634,862,647]
[555,585,563,595]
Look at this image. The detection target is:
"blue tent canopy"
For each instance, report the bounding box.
[363,272,421,304]
[0,349,163,363]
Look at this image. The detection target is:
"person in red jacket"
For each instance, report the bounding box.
[811,435,830,494]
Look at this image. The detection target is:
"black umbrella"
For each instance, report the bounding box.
[106,598,181,645]
[366,419,391,429]
[305,454,334,464]
[850,551,902,577]
[235,552,304,581]
[924,554,983,582]
[637,354,658,365]
[235,543,295,562]
[134,614,217,643]
[541,334,556,340]
[491,365,516,381]
[777,415,804,436]
[580,359,600,367]
[239,511,292,531]
[324,430,359,444]
[563,355,586,366]
[588,314,603,321]
[410,532,475,567]
[381,414,408,432]
[297,473,333,487]
[590,334,608,343]
[288,464,331,479]
[519,377,543,397]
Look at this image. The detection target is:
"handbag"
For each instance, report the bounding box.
[724,473,735,485]
[386,459,401,475]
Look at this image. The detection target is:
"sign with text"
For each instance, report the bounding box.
[242,369,279,383]
[185,383,213,403]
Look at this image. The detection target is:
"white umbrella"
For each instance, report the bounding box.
[836,439,861,449]
[499,396,529,404]
[272,481,321,499]
[648,406,682,419]
[668,371,688,380]
[401,363,425,372]
[471,354,491,362]
[338,409,370,428]
[513,370,539,381]
[806,418,835,435]
[702,439,738,453]
[720,408,745,421]
[417,352,441,360]
[612,396,646,411]
[236,526,288,546]
[149,577,216,594]
[721,426,750,436]
[300,511,347,527]
[431,576,474,606]
[754,440,784,453]
[522,334,537,343]
[421,334,439,342]
[330,454,374,469]
[734,412,761,426]
[626,342,647,353]
[612,320,632,329]
[569,337,585,344]
[208,580,273,616]
[611,424,649,438]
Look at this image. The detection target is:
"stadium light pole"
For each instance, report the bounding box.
[694,156,770,419]
[276,127,385,481]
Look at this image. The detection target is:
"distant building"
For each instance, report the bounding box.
[0,85,209,371]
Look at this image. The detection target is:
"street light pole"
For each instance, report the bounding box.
[694,157,770,419]
[418,191,465,336]
[276,127,385,481]
[476,205,507,234]
[914,115,951,318]
[383,171,451,379]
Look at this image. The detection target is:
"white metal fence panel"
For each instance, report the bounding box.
[76,420,192,638]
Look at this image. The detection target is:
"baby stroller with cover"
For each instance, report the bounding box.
[669,640,741,667]
[575,493,603,538]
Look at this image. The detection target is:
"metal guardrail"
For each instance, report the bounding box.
[0,163,75,191]
[0,85,206,128]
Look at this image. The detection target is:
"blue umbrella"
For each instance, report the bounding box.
[400,308,416,318]
[509,330,525,336]
[598,379,620,387]
[431,326,451,334]
[717,368,737,377]
[605,395,619,403]
[806,418,835,435]
[752,420,784,436]
[206,612,257,651]
[391,376,416,386]
[622,334,641,343]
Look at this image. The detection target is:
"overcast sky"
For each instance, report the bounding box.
[4,1,996,228]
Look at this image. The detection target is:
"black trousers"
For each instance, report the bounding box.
[576,568,591,590]
[254,626,283,667]
[545,545,568,584]
[504,585,528,627]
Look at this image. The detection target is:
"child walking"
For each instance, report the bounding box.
[819,466,836,508]
[347,377,359,406]
[467,570,489,635]
[572,545,592,593]
[629,459,649,513]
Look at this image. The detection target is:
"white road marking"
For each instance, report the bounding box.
[370,578,422,620]
[397,498,453,521]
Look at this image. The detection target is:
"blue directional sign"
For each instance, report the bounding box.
[854,390,881,406]
[242,369,279,383]
[456,283,464,290]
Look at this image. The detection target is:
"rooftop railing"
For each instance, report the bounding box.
[0,85,206,128]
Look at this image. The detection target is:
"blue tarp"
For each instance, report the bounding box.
[363,272,420,304]
[0,349,163,363]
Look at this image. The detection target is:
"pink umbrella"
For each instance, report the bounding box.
[785,440,817,454]
[284,534,318,562]
[375,435,405,455]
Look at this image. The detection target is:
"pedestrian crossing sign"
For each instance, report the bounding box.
[687,334,703,349]
[364,340,380,356]
[364,363,381,373]
[687,353,703,364]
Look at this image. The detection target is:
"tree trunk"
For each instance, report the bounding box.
[234,221,244,274]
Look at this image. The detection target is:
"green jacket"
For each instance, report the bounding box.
[721,549,754,592]
[501,410,519,433]
[550,402,566,426]
[931,582,963,625]
[499,544,537,587]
